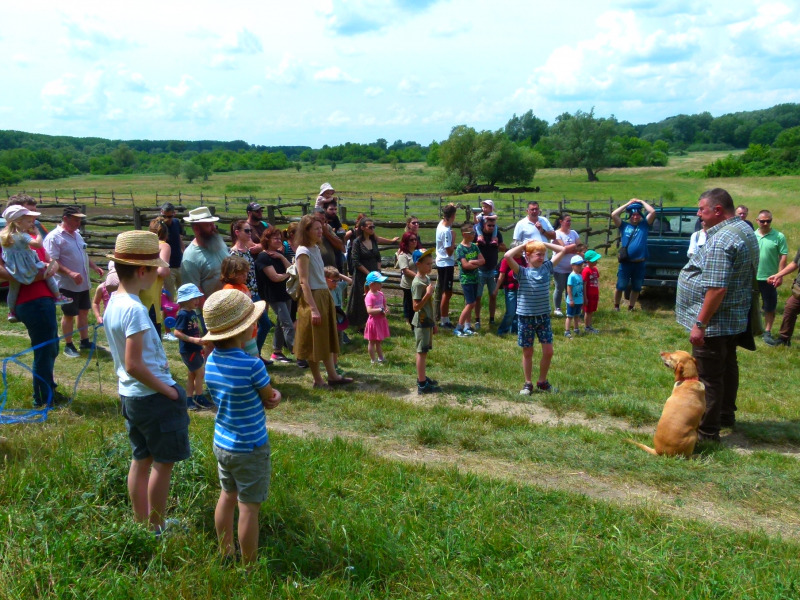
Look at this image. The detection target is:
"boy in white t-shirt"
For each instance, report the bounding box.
[103,230,189,537]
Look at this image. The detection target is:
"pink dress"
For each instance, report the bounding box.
[363,290,390,341]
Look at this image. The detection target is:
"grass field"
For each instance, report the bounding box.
[2,156,800,598]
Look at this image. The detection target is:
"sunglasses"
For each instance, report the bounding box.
[242,228,252,233]
[365,225,375,230]
[410,221,419,225]
[758,219,772,224]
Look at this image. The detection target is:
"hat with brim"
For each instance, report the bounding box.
[366,271,388,285]
[177,283,204,303]
[626,202,643,215]
[106,230,169,268]
[336,307,349,332]
[202,289,266,342]
[104,261,119,288]
[413,247,434,264]
[2,205,40,221]
[183,206,219,223]
[570,255,584,265]
[481,199,495,209]
[320,182,335,195]
[584,249,602,263]
[62,206,87,218]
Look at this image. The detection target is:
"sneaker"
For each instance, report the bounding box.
[155,518,187,539]
[417,380,442,395]
[489,318,495,326]
[52,390,71,405]
[271,352,293,364]
[7,313,18,323]
[453,328,465,337]
[473,320,481,331]
[186,395,199,411]
[536,380,554,393]
[440,321,455,330]
[614,305,620,312]
[628,306,635,312]
[371,359,385,366]
[54,295,73,306]
[574,329,582,337]
[519,382,534,395]
[342,333,351,344]
[296,359,309,369]
[697,431,721,443]
[195,395,217,412]
[425,376,439,386]
[765,335,790,347]
[163,332,178,342]
[553,308,564,317]
[585,326,600,334]
[63,344,80,358]
[762,331,774,343]
[260,357,274,368]
[464,327,477,336]
[79,340,96,351]
[564,331,572,339]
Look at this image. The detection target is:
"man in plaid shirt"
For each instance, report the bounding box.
[676,188,758,442]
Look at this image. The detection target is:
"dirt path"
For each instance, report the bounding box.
[269,419,800,540]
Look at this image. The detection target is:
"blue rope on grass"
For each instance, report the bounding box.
[0,324,102,425]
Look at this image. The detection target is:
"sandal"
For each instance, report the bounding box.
[328,377,354,386]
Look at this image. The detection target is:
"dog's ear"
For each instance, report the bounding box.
[676,361,684,379]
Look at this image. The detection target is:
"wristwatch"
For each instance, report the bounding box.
[695,320,707,329]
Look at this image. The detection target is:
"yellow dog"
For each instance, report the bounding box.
[628,351,706,458]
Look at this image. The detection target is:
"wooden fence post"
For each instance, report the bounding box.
[267,206,275,224]
[404,195,408,220]
[111,190,116,206]
[369,195,374,215]
[133,207,141,230]
[585,201,590,245]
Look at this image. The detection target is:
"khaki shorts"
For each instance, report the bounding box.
[213,442,271,504]
[414,326,433,354]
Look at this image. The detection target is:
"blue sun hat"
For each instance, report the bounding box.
[626,202,643,215]
[177,283,204,303]
[365,271,388,285]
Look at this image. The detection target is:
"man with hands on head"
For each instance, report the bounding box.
[611,198,656,312]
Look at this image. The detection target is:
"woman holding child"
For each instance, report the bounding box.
[255,226,295,364]
[347,217,382,332]
[230,219,271,358]
[294,214,354,388]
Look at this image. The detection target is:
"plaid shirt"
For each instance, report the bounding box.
[676,217,758,337]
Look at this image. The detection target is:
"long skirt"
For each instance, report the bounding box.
[295,289,340,362]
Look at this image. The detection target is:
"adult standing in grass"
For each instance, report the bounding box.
[397,232,419,329]
[610,199,656,312]
[294,214,354,388]
[766,250,800,347]
[434,204,457,328]
[346,217,381,332]
[551,214,580,318]
[405,215,423,249]
[754,210,788,343]
[44,206,104,358]
[474,214,504,330]
[255,225,296,362]
[512,201,555,246]
[181,207,228,302]
[244,202,266,252]
[230,219,272,359]
[676,188,758,441]
[160,202,184,301]
[736,205,755,230]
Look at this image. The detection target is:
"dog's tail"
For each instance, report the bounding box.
[625,438,659,455]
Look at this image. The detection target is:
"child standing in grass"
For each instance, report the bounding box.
[411,248,441,394]
[364,271,390,365]
[203,289,281,565]
[220,256,259,359]
[324,265,352,374]
[173,283,214,411]
[453,224,485,336]
[91,265,119,325]
[504,240,567,395]
[102,230,189,536]
[582,250,601,334]
[564,256,585,338]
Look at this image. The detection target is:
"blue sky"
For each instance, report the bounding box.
[1,0,799,148]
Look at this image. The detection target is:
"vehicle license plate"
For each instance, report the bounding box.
[655,269,679,277]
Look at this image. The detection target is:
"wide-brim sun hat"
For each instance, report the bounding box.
[202,289,266,342]
[320,182,335,194]
[177,283,204,303]
[481,199,495,209]
[183,206,219,223]
[2,205,40,221]
[365,271,388,285]
[106,230,169,268]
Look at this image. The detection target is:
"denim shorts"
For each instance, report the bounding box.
[121,385,190,463]
[566,303,583,318]
[214,442,271,504]
[517,314,553,347]
[616,261,646,292]
[461,282,478,305]
[475,271,497,298]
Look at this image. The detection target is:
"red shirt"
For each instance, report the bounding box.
[499,256,526,291]
[16,247,55,305]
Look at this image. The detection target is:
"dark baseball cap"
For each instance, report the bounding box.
[63,206,87,218]
[247,202,262,212]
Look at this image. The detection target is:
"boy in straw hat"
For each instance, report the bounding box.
[102,231,190,536]
[202,288,282,565]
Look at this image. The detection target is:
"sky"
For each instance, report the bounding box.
[1,0,799,148]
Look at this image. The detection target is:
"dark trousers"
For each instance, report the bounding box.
[692,334,739,435]
[16,297,59,406]
[778,294,800,342]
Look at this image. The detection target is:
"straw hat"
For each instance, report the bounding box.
[202,289,266,341]
[106,230,169,268]
[183,206,219,223]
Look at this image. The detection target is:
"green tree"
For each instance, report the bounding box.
[163,158,181,179]
[181,160,202,183]
[439,125,479,188]
[548,108,617,181]
[505,110,549,146]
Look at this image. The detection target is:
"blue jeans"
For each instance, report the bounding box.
[252,293,273,354]
[497,289,518,335]
[16,296,59,406]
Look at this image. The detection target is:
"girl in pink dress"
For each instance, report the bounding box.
[363,271,390,364]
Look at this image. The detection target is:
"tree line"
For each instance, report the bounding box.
[3,102,800,187]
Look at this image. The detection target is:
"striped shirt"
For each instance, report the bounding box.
[516,260,554,317]
[206,347,271,452]
[676,217,758,337]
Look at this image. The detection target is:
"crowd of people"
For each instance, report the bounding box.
[1,184,797,563]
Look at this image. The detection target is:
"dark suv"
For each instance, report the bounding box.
[642,207,700,288]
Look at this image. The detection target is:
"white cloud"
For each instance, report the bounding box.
[313,66,360,84]
[165,75,195,98]
[326,110,351,126]
[209,54,236,70]
[265,55,302,86]
[365,86,383,96]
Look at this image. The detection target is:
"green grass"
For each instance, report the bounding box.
[3,155,800,596]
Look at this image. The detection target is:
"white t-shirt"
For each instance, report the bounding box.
[513,216,554,244]
[103,292,174,397]
[553,229,581,274]
[435,222,454,267]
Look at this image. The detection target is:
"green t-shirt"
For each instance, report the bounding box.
[411,275,434,328]
[756,229,788,280]
[455,242,480,285]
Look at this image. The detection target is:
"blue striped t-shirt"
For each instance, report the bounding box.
[206,347,271,452]
[516,260,553,317]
